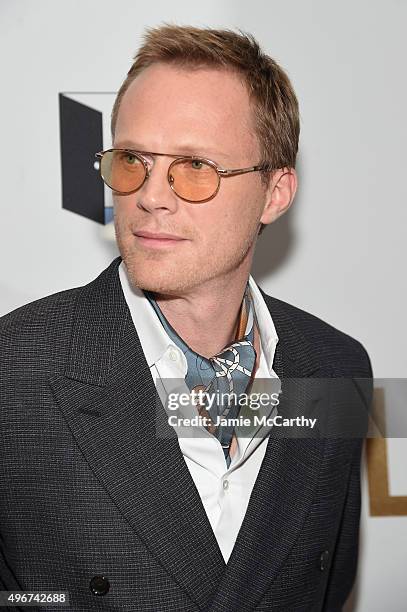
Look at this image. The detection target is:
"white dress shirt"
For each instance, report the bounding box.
[118,261,280,562]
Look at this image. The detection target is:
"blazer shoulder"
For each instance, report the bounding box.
[260,290,373,377]
[0,287,83,376]
[0,258,122,370]
[0,287,80,336]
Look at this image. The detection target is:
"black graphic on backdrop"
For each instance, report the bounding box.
[59,93,113,224]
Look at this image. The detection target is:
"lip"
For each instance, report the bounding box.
[133,230,188,248]
[135,230,186,240]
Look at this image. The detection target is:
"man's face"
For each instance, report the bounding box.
[113,62,270,295]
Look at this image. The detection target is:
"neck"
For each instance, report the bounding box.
[152,268,252,359]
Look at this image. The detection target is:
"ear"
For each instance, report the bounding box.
[260,167,298,226]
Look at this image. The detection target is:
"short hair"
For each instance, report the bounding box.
[111,24,300,235]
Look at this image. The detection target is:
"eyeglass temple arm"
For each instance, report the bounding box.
[219,165,272,177]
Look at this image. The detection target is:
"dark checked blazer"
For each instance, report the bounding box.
[0,256,373,612]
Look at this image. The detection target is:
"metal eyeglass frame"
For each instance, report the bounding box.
[95,148,272,203]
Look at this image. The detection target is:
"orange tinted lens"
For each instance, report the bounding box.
[100,150,145,193]
[169,159,219,202]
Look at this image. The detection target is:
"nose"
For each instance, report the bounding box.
[136,156,179,215]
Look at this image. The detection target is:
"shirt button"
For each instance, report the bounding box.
[168,349,178,362]
[223,480,229,490]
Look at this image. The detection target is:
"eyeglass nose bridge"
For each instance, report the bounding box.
[166,158,180,198]
[140,155,182,201]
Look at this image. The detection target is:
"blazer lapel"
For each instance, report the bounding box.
[206,287,327,612]
[49,257,226,610]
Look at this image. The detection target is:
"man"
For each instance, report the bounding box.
[0,25,372,612]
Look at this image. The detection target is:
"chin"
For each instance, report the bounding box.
[122,254,189,295]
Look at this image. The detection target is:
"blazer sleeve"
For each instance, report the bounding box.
[322,344,373,611]
[321,437,364,611]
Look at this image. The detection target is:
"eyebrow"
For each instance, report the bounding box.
[113,141,231,164]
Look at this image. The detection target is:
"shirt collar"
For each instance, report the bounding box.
[247,275,279,375]
[118,261,279,375]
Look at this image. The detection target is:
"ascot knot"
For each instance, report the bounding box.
[145,284,258,467]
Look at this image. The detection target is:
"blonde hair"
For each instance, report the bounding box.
[111,24,300,234]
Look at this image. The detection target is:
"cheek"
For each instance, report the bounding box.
[208,184,262,237]
[193,205,228,246]
[113,198,134,229]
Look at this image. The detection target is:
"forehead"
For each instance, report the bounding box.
[114,62,259,162]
